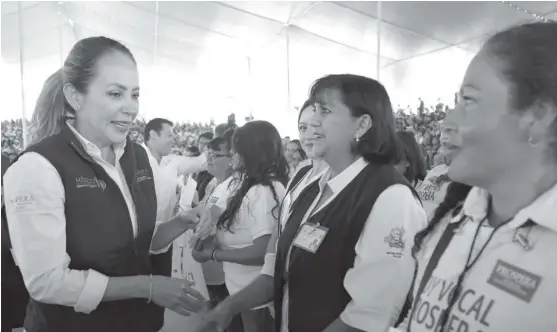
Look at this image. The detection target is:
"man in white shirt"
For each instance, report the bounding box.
[142,118,208,330]
[143,118,208,227]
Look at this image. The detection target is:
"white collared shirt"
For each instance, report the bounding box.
[270,158,427,332]
[5,124,138,314]
[142,145,207,254]
[408,183,557,332]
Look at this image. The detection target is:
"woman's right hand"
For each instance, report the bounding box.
[151,276,208,316]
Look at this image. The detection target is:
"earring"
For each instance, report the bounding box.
[355,136,360,142]
[75,104,80,111]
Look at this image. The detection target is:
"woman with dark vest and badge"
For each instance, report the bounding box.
[3,37,206,332]
[402,22,557,332]
[196,74,427,332]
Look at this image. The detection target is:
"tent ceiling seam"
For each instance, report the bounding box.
[124,2,238,41]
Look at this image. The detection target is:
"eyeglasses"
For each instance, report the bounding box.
[207,152,232,159]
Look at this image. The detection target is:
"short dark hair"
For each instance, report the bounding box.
[208,129,234,152]
[309,74,402,164]
[199,132,214,141]
[214,123,228,137]
[144,118,173,141]
[185,146,200,157]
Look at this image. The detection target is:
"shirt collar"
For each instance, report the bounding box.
[319,157,368,194]
[67,121,127,161]
[458,182,557,233]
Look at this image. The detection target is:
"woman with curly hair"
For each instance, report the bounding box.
[192,120,288,332]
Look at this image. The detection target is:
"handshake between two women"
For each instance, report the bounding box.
[149,205,218,318]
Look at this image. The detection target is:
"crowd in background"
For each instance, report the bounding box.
[1,100,448,168]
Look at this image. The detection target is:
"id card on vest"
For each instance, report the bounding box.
[411,223,557,332]
[292,223,329,253]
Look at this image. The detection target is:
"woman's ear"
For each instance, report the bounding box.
[355,114,372,140]
[62,83,82,112]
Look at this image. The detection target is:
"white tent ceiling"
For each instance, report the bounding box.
[2,1,557,133]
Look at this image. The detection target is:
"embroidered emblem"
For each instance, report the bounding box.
[76,176,106,191]
[10,194,36,212]
[384,227,405,250]
[487,260,541,303]
[136,169,152,183]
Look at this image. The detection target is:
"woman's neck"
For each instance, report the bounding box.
[74,120,115,165]
[215,173,232,184]
[325,152,359,178]
[487,163,557,226]
[311,159,328,174]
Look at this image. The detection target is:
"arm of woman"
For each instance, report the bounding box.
[213,234,271,266]
[214,183,283,266]
[4,153,111,313]
[323,184,427,332]
[5,153,205,315]
[149,209,199,252]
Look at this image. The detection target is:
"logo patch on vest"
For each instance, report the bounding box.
[76,176,106,191]
[487,260,541,303]
[384,226,405,258]
[136,169,152,183]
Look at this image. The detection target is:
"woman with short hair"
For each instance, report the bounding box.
[196,74,427,332]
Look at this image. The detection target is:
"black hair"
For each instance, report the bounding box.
[411,182,473,260]
[214,123,228,137]
[185,146,200,157]
[217,121,289,232]
[298,99,313,123]
[208,129,235,152]
[485,21,557,160]
[199,132,214,141]
[395,131,428,186]
[29,36,135,145]
[144,118,173,142]
[308,74,403,164]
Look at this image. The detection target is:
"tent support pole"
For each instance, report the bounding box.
[286,27,292,113]
[18,2,29,148]
[376,1,382,80]
[153,1,159,65]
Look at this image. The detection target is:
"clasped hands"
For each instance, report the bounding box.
[175,205,216,241]
[153,205,216,317]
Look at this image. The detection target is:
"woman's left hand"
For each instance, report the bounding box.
[192,238,217,263]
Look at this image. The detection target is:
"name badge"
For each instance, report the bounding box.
[292,222,329,253]
[487,260,542,303]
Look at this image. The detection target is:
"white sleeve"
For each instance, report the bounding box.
[4,153,109,314]
[176,154,207,176]
[340,184,427,331]
[245,183,286,240]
